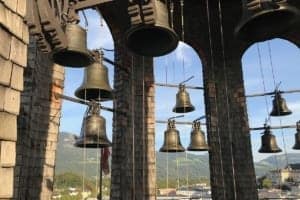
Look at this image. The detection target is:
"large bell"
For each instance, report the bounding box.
[187,121,209,151]
[173,84,195,113]
[52,23,93,67]
[270,92,292,116]
[75,103,112,148]
[235,0,300,42]
[259,126,282,153]
[125,0,179,57]
[159,120,185,152]
[293,121,300,150]
[75,51,113,101]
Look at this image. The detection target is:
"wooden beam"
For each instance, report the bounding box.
[74,0,113,10]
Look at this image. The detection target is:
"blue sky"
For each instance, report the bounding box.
[60,9,300,162]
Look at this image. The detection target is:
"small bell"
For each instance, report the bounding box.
[259,126,282,153]
[293,121,300,150]
[75,51,113,101]
[159,120,185,152]
[125,0,179,56]
[235,0,300,42]
[187,121,209,151]
[75,102,112,148]
[173,84,195,113]
[270,91,292,116]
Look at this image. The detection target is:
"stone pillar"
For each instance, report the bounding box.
[197,1,258,199]
[15,39,64,199]
[0,0,28,199]
[110,34,156,200]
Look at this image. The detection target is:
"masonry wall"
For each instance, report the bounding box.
[0,0,28,199]
[14,38,64,199]
[109,32,156,200]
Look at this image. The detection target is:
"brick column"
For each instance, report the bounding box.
[0,0,28,199]
[15,39,64,199]
[110,33,156,200]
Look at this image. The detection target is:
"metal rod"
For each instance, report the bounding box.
[155,83,204,90]
[193,115,206,122]
[54,93,118,113]
[179,76,194,85]
[156,120,195,125]
[246,89,300,98]
[250,125,296,131]
[168,115,185,121]
[98,149,103,200]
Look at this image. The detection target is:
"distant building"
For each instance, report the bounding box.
[266,163,300,185]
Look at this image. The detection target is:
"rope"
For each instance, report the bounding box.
[180,0,185,41]
[205,0,226,198]
[131,55,136,199]
[142,56,146,199]
[257,44,272,124]
[217,0,237,198]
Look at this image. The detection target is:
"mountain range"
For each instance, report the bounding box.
[55,132,300,181]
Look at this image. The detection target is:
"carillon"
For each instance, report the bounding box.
[159,120,185,152]
[258,126,282,153]
[52,2,93,67]
[187,120,209,151]
[75,102,112,148]
[293,121,300,150]
[235,0,300,42]
[126,0,179,56]
[75,50,113,101]
[270,91,292,116]
[173,84,195,113]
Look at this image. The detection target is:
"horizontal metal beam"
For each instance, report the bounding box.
[74,0,113,10]
[54,93,117,113]
[155,83,204,90]
[246,89,300,98]
[250,124,296,131]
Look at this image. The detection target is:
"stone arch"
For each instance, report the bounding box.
[241,38,300,164]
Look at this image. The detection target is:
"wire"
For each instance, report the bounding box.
[131,55,136,199]
[267,41,289,167]
[257,43,272,124]
[205,0,228,198]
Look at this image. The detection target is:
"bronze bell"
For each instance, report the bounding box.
[235,0,300,42]
[293,121,300,150]
[173,84,195,113]
[75,51,113,101]
[125,0,179,57]
[75,102,112,148]
[52,23,93,67]
[187,121,209,151]
[259,126,282,153]
[270,92,292,116]
[159,120,185,152]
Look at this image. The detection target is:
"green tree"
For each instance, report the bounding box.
[262,178,272,189]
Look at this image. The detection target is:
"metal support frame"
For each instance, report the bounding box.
[156,120,297,131]
[155,83,204,90]
[54,93,118,113]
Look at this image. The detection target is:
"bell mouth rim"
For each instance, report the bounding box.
[125,24,179,57]
[159,149,185,153]
[52,49,94,68]
[235,7,300,42]
[187,147,209,151]
[74,88,113,102]
[172,106,195,113]
[258,149,282,153]
[270,111,292,116]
